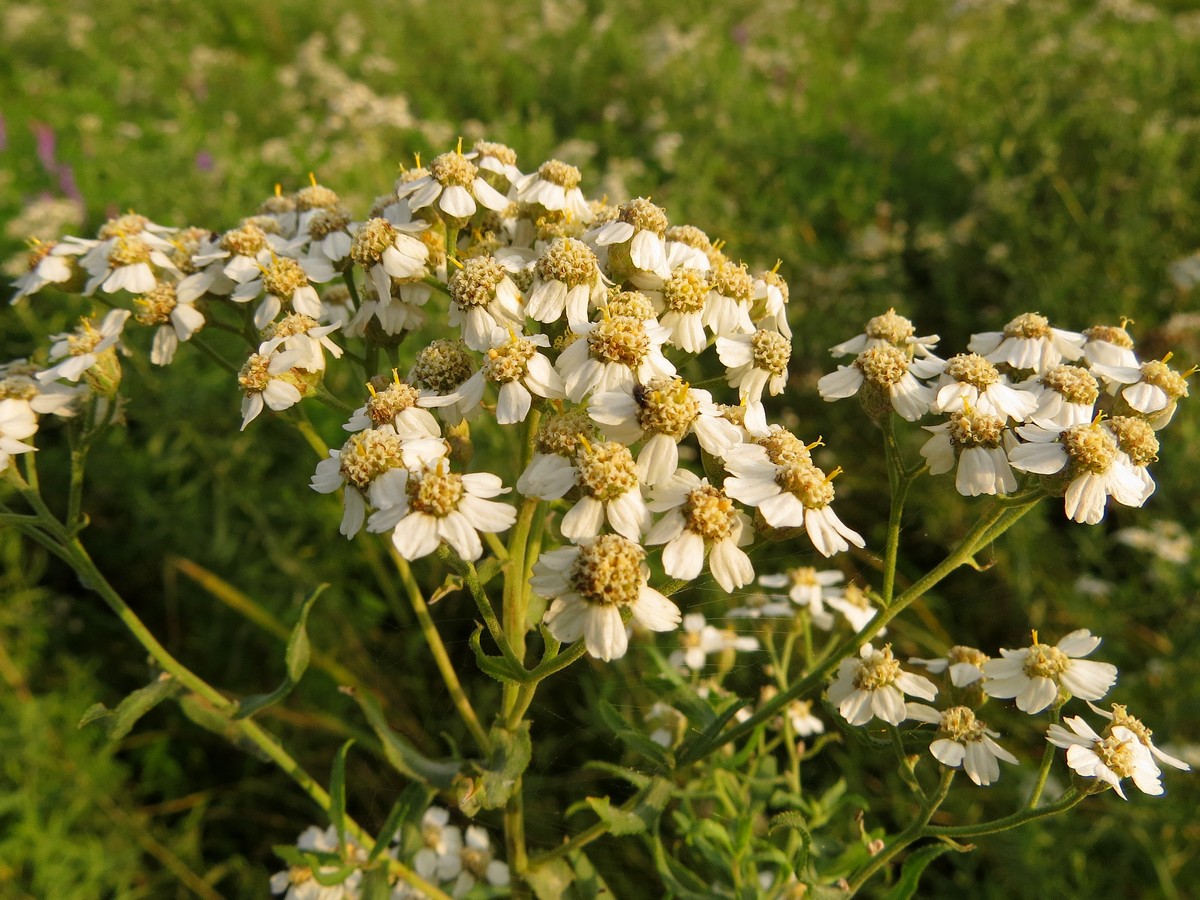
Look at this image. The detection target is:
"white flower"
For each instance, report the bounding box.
[906,704,1018,786]
[1112,519,1191,565]
[0,398,39,473]
[259,314,343,373]
[533,534,681,662]
[646,471,754,592]
[414,806,464,885]
[345,279,431,339]
[701,262,756,337]
[311,427,447,539]
[1022,364,1100,428]
[269,824,364,900]
[1082,323,1139,369]
[908,645,990,688]
[586,197,671,281]
[82,232,181,296]
[38,309,132,384]
[1090,355,1191,427]
[726,591,793,620]
[722,443,864,558]
[825,583,885,636]
[399,149,510,223]
[521,439,649,541]
[829,309,939,359]
[450,825,510,897]
[1047,716,1162,800]
[365,461,516,561]
[716,328,791,414]
[669,612,759,672]
[589,376,740,486]
[826,643,937,726]
[513,159,593,223]
[644,266,710,353]
[968,312,1084,373]
[930,353,1037,421]
[786,700,825,738]
[10,239,84,301]
[757,567,841,630]
[557,314,675,404]
[1008,421,1145,524]
[1086,702,1192,772]
[231,253,334,329]
[348,217,429,306]
[453,332,564,425]
[526,237,608,331]
[236,345,310,430]
[446,255,526,351]
[130,282,207,366]
[752,268,792,338]
[919,406,1018,497]
[817,344,940,421]
[982,629,1117,714]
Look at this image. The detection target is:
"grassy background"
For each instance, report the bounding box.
[2,0,1199,896]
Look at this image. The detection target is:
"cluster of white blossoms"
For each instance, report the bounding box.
[819,310,1192,524]
[269,811,508,900]
[825,629,1190,794]
[11,140,868,663]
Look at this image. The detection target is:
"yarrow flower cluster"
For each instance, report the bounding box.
[7,137,1193,900]
[820,309,1191,523]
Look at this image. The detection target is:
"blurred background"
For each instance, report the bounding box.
[1,0,1199,896]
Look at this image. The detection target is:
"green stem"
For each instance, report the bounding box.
[924,788,1084,838]
[880,414,913,607]
[437,545,524,671]
[528,785,652,868]
[1026,707,1061,809]
[676,498,1041,765]
[390,548,492,754]
[845,768,955,896]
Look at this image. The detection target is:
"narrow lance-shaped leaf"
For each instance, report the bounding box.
[234,583,329,719]
[330,739,355,850]
[79,673,182,741]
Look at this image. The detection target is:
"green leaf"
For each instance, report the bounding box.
[469,624,526,683]
[596,700,670,765]
[526,857,575,900]
[882,842,954,900]
[368,783,436,864]
[78,674,182,741]
[358,868,392,900]
[330,739,354,850]
[768,810,810,837]
[179,695,269,761]
[287,583,328,681]
[583,796,646,836]
[461,722,532,815]
[234,584,328,719]
[348,689,460,788]
[306,858,359,887]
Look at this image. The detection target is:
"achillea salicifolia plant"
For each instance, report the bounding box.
[2,139,1194,898]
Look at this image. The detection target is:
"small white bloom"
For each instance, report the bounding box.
[826,643,937,726]
[400,149,510,223]
[1086,702,1192,772]
[1047,716,1162,800]
[557,314,675,404]
[1090,355,1191,428]
[919,406,1018,497]
[533,534,681,662]
[786,699,825,738]
[829,309,939,359]
[907,704,1019,786]
[0,398,39,473]
[968,312,1085,373]
[908,645,990,688]
[757,567,842,630]
[38,309,132,385]
[366,461,516,562]
[1022,364,1100,428]
[1082,323,1139,369]
[513,158,593,223]
[825,582,886,636]
[818,344,940,421]
[646,471,753,592]
[525,237,608,330]
[669,612,759,672]
[931,353,1037,421]
[982,629,1117,714]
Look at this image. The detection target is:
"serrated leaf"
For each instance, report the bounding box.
[468,722,531,812]
[233,584,327,719]
[768,811,810,837]
[368,783,436,864]
[584,796,646,836]
[330,739,354,849]
[882,842,954,900]
[469,625,526,683]
[78,675,182,741]
[349,689,460,788]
